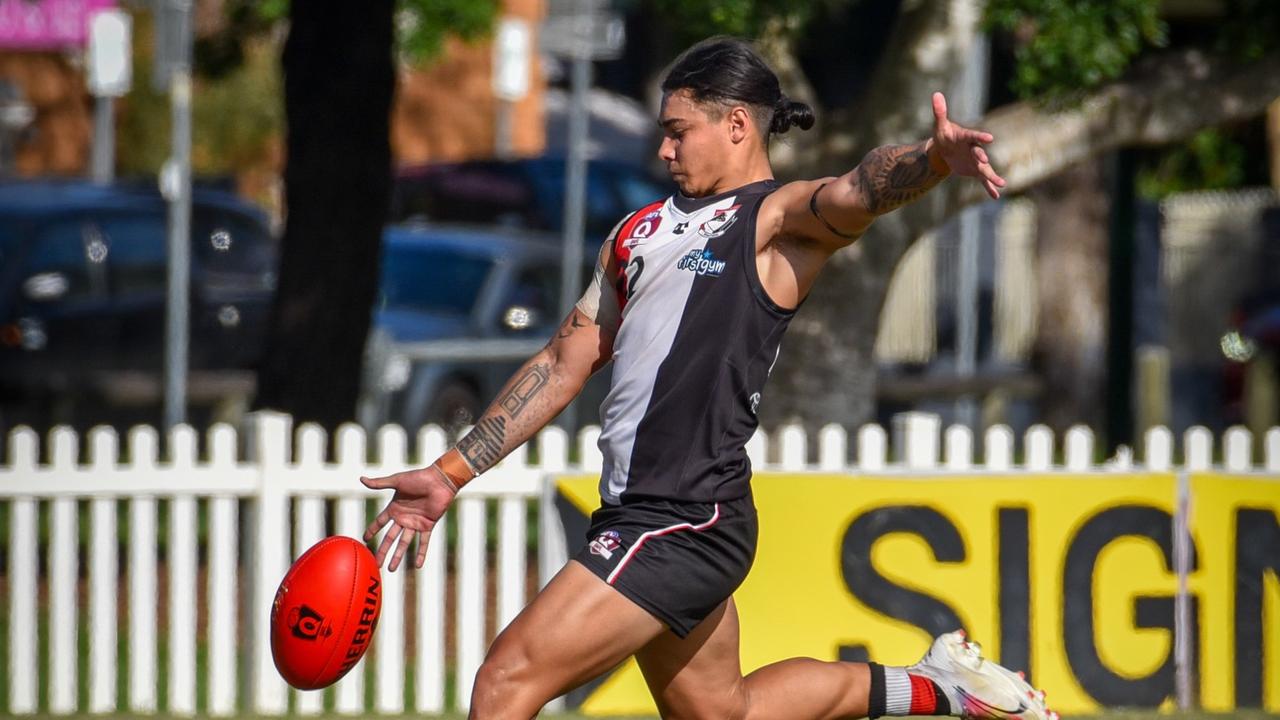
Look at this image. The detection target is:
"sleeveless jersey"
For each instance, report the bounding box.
[597,179,794,505]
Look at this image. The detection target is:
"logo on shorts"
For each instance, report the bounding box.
[288,604,333,641]
[676,248,726,277]
[589,530,624,560]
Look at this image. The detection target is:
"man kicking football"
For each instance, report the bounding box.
[361,36,1054,720]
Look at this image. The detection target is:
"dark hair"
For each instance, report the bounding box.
[661,36,815,137]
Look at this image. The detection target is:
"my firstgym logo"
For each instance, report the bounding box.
[676,248,726,277]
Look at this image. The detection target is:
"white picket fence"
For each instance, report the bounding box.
[1,411,1278,716]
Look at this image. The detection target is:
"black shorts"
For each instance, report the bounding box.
[572,494,758,638]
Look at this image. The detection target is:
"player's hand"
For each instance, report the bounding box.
[361,466,458,572]
[928,91,1006,199]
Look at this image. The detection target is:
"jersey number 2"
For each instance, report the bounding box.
[620,255,645,300]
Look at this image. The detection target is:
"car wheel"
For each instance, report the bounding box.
[428,380,482,437]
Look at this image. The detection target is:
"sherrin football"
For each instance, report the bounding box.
[270,536,382,689]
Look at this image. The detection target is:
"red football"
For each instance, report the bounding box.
[271,536,382,690]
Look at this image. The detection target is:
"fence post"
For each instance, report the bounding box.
[537,428,571,715]
[207,424,240,716]
[1267,427,1280,472]
[415,425,447,714]
[334,425,369,714]
[169,425,199,716]
[945,424,974,470]
[89,427,119,713]
[856,425,887,471]
[7,427,38,714]
[779,425,806,471]
[371,425,407,715]
[1025,425,1053,471]
[455,478,488,711]
[1144,426,1173,471]
[497,443,529,636]
[985,426,1014,470]
[1065,426,1094,471]
[894,412,939,469]
[818,424,847,471]
[248,412,291,715]
[128,426,160,713]
[49,427,79,714]
[292,424,328,715]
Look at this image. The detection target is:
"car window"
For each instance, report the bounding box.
[379,246,493,316]
[506,265,559,316]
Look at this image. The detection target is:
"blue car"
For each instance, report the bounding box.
[0,179,275,425]
[371,222,605,433]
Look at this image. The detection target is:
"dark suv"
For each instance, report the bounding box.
[0,180,276,425]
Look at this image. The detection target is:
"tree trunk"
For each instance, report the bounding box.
[1027,158,1111,435]
[760,0,977,438]
[253,1,395,431]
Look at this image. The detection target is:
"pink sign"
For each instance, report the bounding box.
[0,0,116,50]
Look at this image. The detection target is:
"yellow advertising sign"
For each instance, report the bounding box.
[1187,473,1280,712]
[555,471,1280,715]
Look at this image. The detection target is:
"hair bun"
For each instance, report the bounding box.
[771,96,815,134]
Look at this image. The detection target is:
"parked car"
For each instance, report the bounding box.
[371,222,605,433]
[391,156,673,239]
[0,179,276,427]
[0,180,608,434]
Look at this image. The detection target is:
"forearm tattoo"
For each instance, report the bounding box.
[457,416,507,472]
[855,142,946,215]
[498,363,551,418]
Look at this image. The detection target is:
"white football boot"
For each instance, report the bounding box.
[907,630,1058,720]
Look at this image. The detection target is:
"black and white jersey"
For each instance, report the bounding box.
[598,179,794,505]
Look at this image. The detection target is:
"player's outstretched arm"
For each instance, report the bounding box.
[774,92,1006,247]
[360,241,621,571]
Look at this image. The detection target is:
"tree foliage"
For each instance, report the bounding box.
[985,0,1166,99]
[248,0,498,63]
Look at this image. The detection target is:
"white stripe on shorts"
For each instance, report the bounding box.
[605,503,721,585]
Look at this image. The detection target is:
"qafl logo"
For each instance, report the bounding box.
[288,604,333,641]
[627,210,663,246]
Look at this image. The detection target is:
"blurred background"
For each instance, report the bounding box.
[0,0,1277,455]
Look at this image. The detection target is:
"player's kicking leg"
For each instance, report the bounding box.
[467,560,667,720]
[636,598,1057,720]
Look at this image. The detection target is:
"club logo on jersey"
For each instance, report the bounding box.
[589,530,624,560]
[673,221,689,235]
[698,204,741,238]
[676,248,727,277]
[627,209,663,246]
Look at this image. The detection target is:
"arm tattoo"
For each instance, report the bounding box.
[556,312,590,339]
[855,142,946,215]
[498,363,551,418]
[457,416,507,472]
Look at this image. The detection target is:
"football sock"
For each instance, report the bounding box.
[868,662,952,717]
